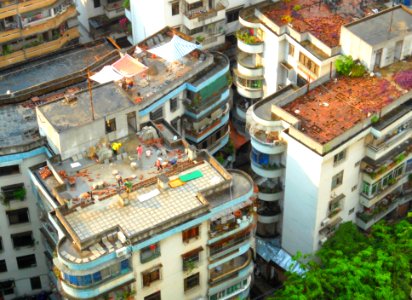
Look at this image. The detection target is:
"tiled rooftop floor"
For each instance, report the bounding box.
[261,0,383,47]
[283,74,406,144]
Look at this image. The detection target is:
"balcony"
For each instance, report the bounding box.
[258,181,283,201]
[360,175,409,208]
[356,191,412,230]
[183,5,225,29]
[366,128,412,161]
[257,201,281,224]
[239,4,261,28]
[237,52,263,78]
[234,74,263,99]
[236,28,263,54]
[209,230,252,259]
[209,275,251,300]
[0,0,58,19]
[209,210,254,241]
[250,149,284,179]
[0,27,79,69]
[209,250,252,286]
[251,131,286,155]
[104,1,124,19]
[207,127,230,155]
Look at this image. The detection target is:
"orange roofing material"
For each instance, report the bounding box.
[262,0,374,47]
[283,76,404,144]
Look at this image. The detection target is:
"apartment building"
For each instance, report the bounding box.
[246,5,412,259]
[0,40,119,299]
[124,0,265,49]
[29,116,256,299]
[0,0,79,70]
[75,0,126,40]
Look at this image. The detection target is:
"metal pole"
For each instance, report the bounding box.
[87,69,95,121]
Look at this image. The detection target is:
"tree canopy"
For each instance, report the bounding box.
[270,220,412,300]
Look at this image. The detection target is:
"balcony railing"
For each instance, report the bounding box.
[209,212,253,239]
[209,231,251,256]
[184,4,224,21]
[0,27,79,69]
[209,251,252,285]
[0,0,58,19]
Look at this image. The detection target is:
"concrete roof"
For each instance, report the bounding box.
[0,41,114,95]
[345,6,412,45]
[37,83,133,132]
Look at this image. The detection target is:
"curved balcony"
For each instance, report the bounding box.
[236,28,263,54]
[250,150,284,178]
[257,200,281,224]
[234,74,263,99]
[0,27,79,69]
[258,190,283,201]
[209,250,252,286]
[209,275,252,300]
[251,135,286,155]
[239,5,262,28]
[257,179,283,201]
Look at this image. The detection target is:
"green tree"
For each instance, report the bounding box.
[270,221,412,300]
[335,55,354,76]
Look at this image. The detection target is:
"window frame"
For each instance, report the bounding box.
[0,260,7,273]
[144,291,161,300]
[6,208,30,225]
[182,226,200,243]
[169,97,178,113]
[171,1,180,16]
[105,118,116,133]
[226,6,242,23]
[331,171,344,190]
[299,52,319,75]
[333,149,346,166]
[11,231,34,249]
[142,265,161,287]
[288,43,295,57]
[184,272,200,292]
[93,0,101,8]
[30,277,42,290]
[182,247,203,271]
[140,243,161,264]
[0,165,20,176]
[16,254,37,269]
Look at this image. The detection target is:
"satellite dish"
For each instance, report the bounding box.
[217,0,229,8]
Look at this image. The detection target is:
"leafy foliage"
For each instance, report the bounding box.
[394,70,412,90]
[335,55,354,76]
[270,221,412,300]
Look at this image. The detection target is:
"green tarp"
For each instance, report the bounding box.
[179,170,203,182]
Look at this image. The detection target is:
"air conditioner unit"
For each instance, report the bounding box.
[116,247,128,258]
[319,237,328,245]
[321,218,330,227]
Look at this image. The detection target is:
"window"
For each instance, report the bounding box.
[145,291,161,300]
[140,243,160,264]
[351,185,358,192]
[105,118,116,133]
[288,44,295,56]
[11,231,34,248]
[171,117,179,130]
[142,266,161,287]
[1,183,25,201]
[0,260,7,273]
[226,6,242,23]
[16,254,36,269]
[331,171,343,189]
[184,273,200,292]
[93,0,101,8]
[349,208,355,215]
[0,165,20,176]
[299,52,319,75]
[0,237,2,252]
[150,107,163,120]
[170,97,178,112]
[7,208,30,225]
[188,26,203,35]
[171,1,179,16]
[333,149,346,166]
[30,277,42,290]
[0,280,15,295]
[182,247,203,271]
[182,226,199,242]
[187,1,203,11]
[328,194,344,216]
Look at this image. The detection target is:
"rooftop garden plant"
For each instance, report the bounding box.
[335,55,366,77]
[236,30,262,45]
[393,70,412,90]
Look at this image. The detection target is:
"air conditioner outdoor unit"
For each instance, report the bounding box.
[319,237,328,245]
[321,218,330,227]
[116,247,128,258]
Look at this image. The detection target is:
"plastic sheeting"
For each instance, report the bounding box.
[148,35,200,62]
[256,238,305,275]
[89,66,124,84]
[112,54,148,78]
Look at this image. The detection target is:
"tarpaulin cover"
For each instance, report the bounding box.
[112,54,148,78]
[89,65,124,84]
[148,35,200,62]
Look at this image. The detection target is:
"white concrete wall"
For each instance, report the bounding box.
[0,154,49,299]
[261,27,281,96]
[133,221,208,300]
[75,0,105,32]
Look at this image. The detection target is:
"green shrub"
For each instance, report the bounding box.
[335,55,354,76]
[293,4,302,11]
[350,63,366,77]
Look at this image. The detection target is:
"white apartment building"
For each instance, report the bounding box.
[124,0,265,49]
[0,105,50,298]
[246,4,412,258]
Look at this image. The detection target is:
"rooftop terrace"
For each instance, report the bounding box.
[282,58,412,144]
[260,0,384,47]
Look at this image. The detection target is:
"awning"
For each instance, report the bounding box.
[112,54,148,78]
[89,66,124,84]
[256,239,305,275]
[148,35,200,62]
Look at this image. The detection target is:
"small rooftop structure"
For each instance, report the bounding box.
[344,5,412,46]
